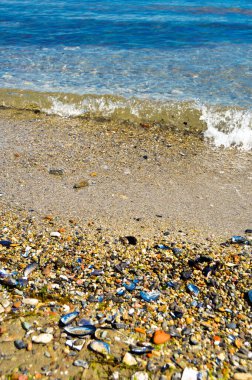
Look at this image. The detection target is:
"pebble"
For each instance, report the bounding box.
[14,340,27,350]
[73,360,89,369]
[73,180,89,189]
[181,368,199,380]
[49,169,64,176]
[32,333,53,344]
[131,372,148,380]
[1,211,252,379]
[123,352,138,366]
[152,330,170,344]
[50,231,61,238]
[22,298,39,306]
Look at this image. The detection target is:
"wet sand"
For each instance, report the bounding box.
[0,108,251,238]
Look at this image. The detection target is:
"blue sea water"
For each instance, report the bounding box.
[0,0,252,148]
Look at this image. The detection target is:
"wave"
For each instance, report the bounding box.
[0,88,251,150]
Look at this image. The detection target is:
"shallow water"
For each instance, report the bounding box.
[0,0,251,149]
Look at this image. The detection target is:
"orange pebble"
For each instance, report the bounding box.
[134,327,146,334]
[13,301,22,308]
[153,330,170,344]
[213,335,221,345]
[58,228,65,233]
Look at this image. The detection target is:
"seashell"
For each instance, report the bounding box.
[248,290,252,304]
[1,277,18,287]
[130,345,153,355]
[77,318,92,326]
[231,236,247,244]
[116,287,125,296]
[65,338,85,351]
[155,244,170,250]
[0,240,12,248]
[90,269,104,276]
[123,282,136,292]
[89,340,110,355]
[140,290,160,302]
[60,311,79,326]
[187,283,200,296]
[64,325,96,336]
[23,262,38,278]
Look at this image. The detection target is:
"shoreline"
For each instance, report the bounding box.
[0,107,251,237]
[0,108,252,379]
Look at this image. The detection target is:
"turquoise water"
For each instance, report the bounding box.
[0,0,252,148]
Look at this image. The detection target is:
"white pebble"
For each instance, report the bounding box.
[50,231,61,238]
[181,368,199,380]
[22,298,39,306]
[32,333,53,344]
[122,352,137,366]
[131,372,148,380]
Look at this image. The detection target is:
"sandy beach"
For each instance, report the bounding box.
[1,107,251,237]
[0,108,252,380]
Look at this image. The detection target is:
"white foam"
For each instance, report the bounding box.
[44,98,84,117]
[200,105,252,151]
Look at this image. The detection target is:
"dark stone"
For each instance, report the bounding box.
[49,169,64,176]
[181,270,192,280]
[14,340,27,350]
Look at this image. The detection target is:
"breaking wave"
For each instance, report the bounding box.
[0,88,251,151]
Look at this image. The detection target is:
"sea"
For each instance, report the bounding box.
[0,0,252,149]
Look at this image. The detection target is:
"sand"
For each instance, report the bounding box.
[0,107,251,239]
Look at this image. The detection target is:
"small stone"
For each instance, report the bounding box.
[22,298,39,306]
[49,169,64,176]
[1,299,10,308]
[153,330,170,344]
[73,180,89,189]
[32,333,53,344]
[50,231,61,238]
[123,353,137,366]
[0,305,4,313]
[181,368,199,380]
[73,360,89,369]
[189,335,200,345]
[181,270,192,280]
[131,372,148,380]
[14,340,27,350]
[227,323,237,329]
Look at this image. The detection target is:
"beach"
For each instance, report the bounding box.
[0,108,251,379]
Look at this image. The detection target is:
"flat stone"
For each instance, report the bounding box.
[32,333,53,344]
[22,298,39,306]
[0,305,4,313]
[73,360,89,369]
[49,169,64,176]
[122,352,137,366]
